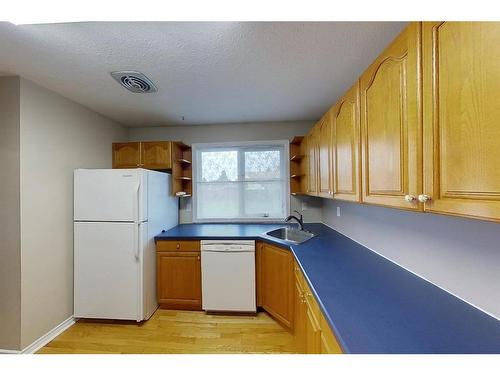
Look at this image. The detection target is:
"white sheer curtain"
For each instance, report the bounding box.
[193,141,289,222]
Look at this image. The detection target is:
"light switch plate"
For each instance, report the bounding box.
[337,206,341,217]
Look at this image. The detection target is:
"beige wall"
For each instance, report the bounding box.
[322,200,500,319]
[128,121,315,144]
[0,77,21,350]
[129,122,322,223]
[18,78,128,349]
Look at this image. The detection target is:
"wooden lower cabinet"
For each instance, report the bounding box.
[257,242,343,353]
[293,279,307,353]
[320,314,343,354]
[257,242,294,329]
[156,239,342,353]
[293,260,343,354]
[156,241,202,310]
[305,305,322,354]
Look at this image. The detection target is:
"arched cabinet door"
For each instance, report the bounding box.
[422,22,500,222]
[306,124,319,196]
[112,142,141,168]
[142,141,172,170]
[318,113,333,198]
[332,82,361,202]
[360,22,422,211]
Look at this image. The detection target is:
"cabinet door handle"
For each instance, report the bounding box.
[197,255,200,261]
[176,243,180,249]
[404,194,417,203]
[418,194,431,203]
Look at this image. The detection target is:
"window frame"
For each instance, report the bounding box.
[192,140,290,223]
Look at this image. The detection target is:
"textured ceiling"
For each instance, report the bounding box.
[0,22,406,127]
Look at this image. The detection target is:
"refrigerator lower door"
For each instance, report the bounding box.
[74,222,143,321]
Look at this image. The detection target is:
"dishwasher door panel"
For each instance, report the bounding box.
[201,250,256,312]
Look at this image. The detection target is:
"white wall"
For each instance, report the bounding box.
[129,122,323,223]
[322,199,500,319]
[0,77,21,350]
[18,78,128,349]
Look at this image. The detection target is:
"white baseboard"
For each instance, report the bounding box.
[22,316,76,354]
[0,349,21,354]
[0,316,76,354]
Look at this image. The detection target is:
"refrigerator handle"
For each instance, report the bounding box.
[134,182,141,261]
[135,222,141,261]
[135,182,141,224]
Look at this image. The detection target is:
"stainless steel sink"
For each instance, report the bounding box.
[264,227,315,244]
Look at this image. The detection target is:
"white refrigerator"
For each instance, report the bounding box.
[74,168,178,321]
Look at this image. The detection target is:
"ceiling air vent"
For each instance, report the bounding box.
[110,70,157,93]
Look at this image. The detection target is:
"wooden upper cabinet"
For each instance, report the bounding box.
[318,114,333,198]
[112,141,172,170]
[259,242,294,329]
[422,22,500,222]
[141,141,172,170]
[331,82,361,202]
[360,22,422,210]
[307,125,319,195]
[112,142,141,168]
[299,136,309,193]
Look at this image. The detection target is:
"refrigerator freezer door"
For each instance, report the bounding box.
[74,222,142,320]
[74,169,147,222]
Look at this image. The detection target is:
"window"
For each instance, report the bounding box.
[192,141,289,222]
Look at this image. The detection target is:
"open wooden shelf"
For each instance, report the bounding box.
[289,137,307,195]
[290,155,304,161]
[172,141,193,197]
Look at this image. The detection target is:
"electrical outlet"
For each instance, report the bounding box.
[301,201,309,210]
[336,206,341,217]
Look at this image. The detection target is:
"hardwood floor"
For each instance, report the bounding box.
[37,309,297,354]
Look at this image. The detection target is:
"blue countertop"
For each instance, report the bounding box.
[155,223,500,353]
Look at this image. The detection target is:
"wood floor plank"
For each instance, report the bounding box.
[37,309,297,354]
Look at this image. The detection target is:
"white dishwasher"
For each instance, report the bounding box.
[201,240,256,313]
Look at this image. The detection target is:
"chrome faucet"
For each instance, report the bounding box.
[285,210,305,231]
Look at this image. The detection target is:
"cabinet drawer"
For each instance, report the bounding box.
[156,240,200,252]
